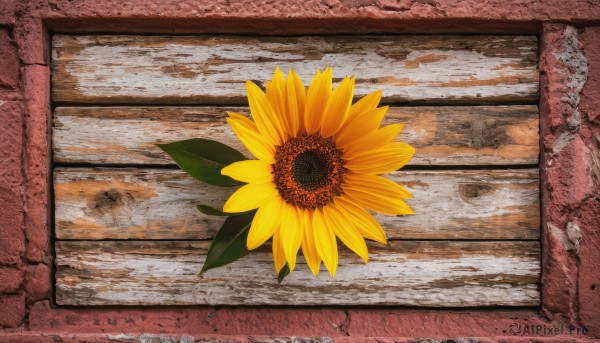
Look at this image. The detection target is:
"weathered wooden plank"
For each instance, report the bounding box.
[55,240,541,306]
[53,105,539,166]
[51,35,538,104]
[54,168,540,240]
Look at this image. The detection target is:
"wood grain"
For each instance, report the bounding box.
[51,34,542,308]
[51,35,538,105]
[55,240,540,306]
[54,168,540,240]
[53,105,539,166]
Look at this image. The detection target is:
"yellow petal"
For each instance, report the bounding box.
[348,90,382,121]
[226,111,249,121]
[246,80,286,146]
[345,142,415,174]
[344,173,412,199]
[336,106,389,148]
[344,187,414,215]
[226,114,275,163]
[280,203,303,272]
[343,123,403,159]
[286,69,306,136]
[321,76,355,138]
[223,182,277,213]
[313,208,338,277]
[221,160,273,184]
[247,196,282,250]
[301,210,321,276]
[304,68,332,134]
[272,228,287,273]
[324,204,369,263]
[334,197,387,244]
[268,68,286,110]
[266,68,288,136]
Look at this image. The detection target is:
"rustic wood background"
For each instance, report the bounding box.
[52,35,541,306]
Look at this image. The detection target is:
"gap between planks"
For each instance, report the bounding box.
[50,99,542,107]
[52,163,541,171]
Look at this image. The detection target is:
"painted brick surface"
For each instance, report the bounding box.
[0,99,24,269]
[575,26,600,337]
[0,26,25,332]
[539,24,600,338]
[0,29,25,331]
[0,30,19,90]
[0,0,599,340]
[28,301,347,336]
[22,64,50,264]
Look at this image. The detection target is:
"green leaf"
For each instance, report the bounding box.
[196,204,229,216]
[196,204,249,217]
[277,264,291,284]
[157,139,247,187]
[200,211,255,274]
[161,138,247,165]
[178,138,248,165]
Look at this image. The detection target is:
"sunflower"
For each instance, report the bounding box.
[221,68,415,277]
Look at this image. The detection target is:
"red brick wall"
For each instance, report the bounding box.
[1,1,599,341]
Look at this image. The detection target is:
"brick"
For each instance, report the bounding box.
[0,30,19,90]
[0,335,55,343]
[24,263,50,303]
[13,16,48,66]
[579,27,600,124]
[0,334,247,343]
[0,0,16,26]
[0,100,25,266]
[576,23,600,339]
[539,23,588,322]
[0,295,25,328]
[0,100,23,195]
[211,308,345,336]
[0,267,23,294]
[29,301,346,336]
[578,213,600,337]
[22,65,50,263]
[14,0,600,25]
[575,183,600,337]
[347,310,546,337]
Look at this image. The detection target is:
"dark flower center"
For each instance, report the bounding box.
[273,134,346,209]
[293,150,329,190]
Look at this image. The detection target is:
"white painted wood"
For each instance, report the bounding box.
[53,168,540,240]
[52,105,539,166]
[51,35,539,104]
[55,240,541,306]
[50,33,542,308]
